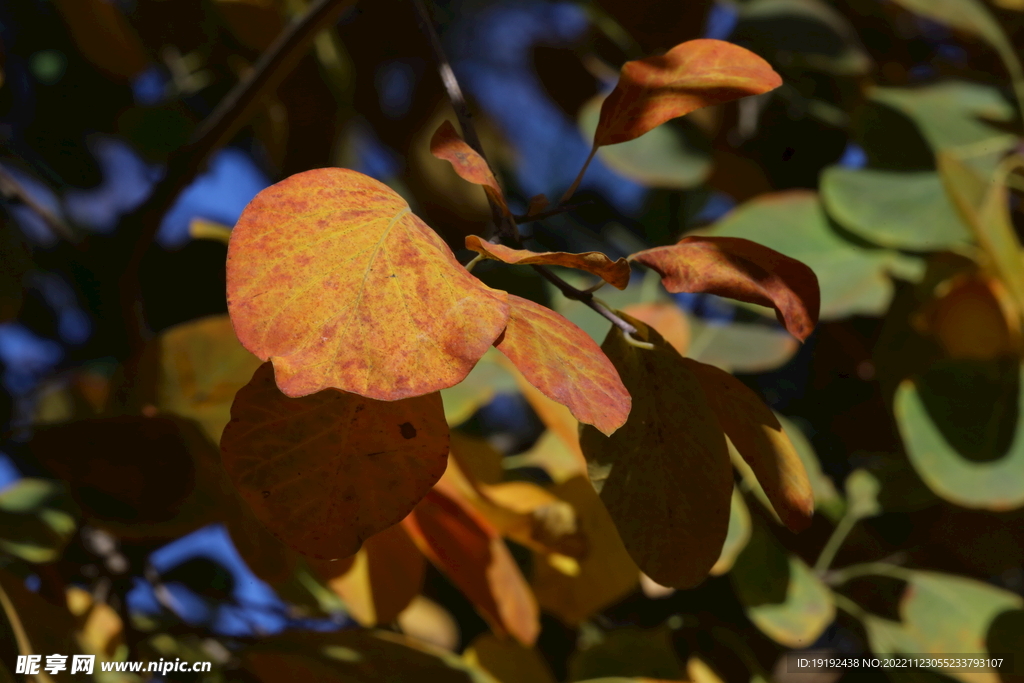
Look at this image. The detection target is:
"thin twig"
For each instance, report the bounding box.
[0,161,77,243]
[410,0,640,338]
[513,199,594,224]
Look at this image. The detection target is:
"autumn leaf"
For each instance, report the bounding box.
[431,120,510,216]
[631,236,820,341]
[220,363,449,560]
[621,302,691,355]
[494,294,630,435]
[685,360,814,532]
[466,235,632,290]
[402,482,540,645]
[580,314,732,588]
[227,168,510,400]
[594,39,782,148]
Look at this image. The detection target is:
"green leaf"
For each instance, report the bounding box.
[0,479,76,563]
[700,191,923,319]
[440,348,517,427]
[845,469,881,519]
[711,487,752,575]
[687,319,799,373]
[870,82,1016,153]
[580,315,732,589]
[821,168,973,251]
[731,521,835,647]
[579,94,711,189]
[776,414,844,519]
[736,0,872,75]
[894,363,1024,510]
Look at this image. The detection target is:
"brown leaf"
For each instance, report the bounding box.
[686,360,814,532]
[53,0,148,80]
[220,363,449,560]
[580,314,732,588]
[495,295,631,435]
[631,236,820,341]
[227,168,509,400]
[430,120,510,216]
[320,523,425,626]
[466,235,631,290]
[402,483,539,645]
[594,39,782,147]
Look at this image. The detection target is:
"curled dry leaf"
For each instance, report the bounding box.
[580,314,732,588]
[686,360,814,532]
[402,482,540,645]
[466,235,632,290]
[220,363,449,560]
[430,120,510,216]
[631,236,820,342]
[227,168,509,400]
[494,294,631,435]
[594,38,782,147]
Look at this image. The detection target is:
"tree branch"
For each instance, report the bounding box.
[410,0,640,338]
[0,162,77,243]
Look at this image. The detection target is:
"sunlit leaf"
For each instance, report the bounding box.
[465,235,631,290]
[221,363,449,559]
[974,156,1024,317]
[431,121,510,216]
[699,191,923,318]
[493,295,630,435]
[0,479,76,563]
[920,274,1020,360]
[440,349,517,427]
[503,430,587,485]
[594,39,781,147]
[730,521,835,647]
[687,319,798,374]
[321,523,424,627]
[532,477,639,625]
[568,627,684,681]
[464,633,557,683]
[894,364,1024,510]
[632,236,820,341]
[776,414,843,520]
[621,302,690,355]
[30,415,222,540]
[580,315,732,588]
[397,596,460,652]
[227,168,510,400]
[710,487,752,576]
[579,94,711,189]
[52,0,148,80]
[66,587,123,659]
[687,360,814,531]
[240,628,500,683]
[0,569,80,683]
[403,483,539,645]
[821,168,973,251]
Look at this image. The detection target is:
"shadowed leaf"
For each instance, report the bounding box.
[220,363,449,559]
[431,121,510,216]
[594,39,782,147]
[403,483,539,645]
[621,302,691,355]
[0,570,80,683]
[227,168,510,400]
[568,627,684,681]
[464,633,558,683]
[710,487,752,576]
[52,0,148,80]
[687,319,798,373]
[0,479,76,564]
[686,359,814,531]
[494,294,630,435]
[632,236,820,341]
[466,236,631,290]
[580,315,732,588]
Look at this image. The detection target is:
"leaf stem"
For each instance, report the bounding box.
[822,561,913,586]
[0,161,77,243]
[831,592,869,621]
[813,509,858,573]
[559,146,598,205]
[410,0,642,340]
[513,199,593,224]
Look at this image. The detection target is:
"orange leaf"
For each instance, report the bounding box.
[402,483,540,645]
[580,314,732,588]
[466,235,631,290]
[227,168,510,400]
[320,523,425,626]
[595,39,781,147]
[430,120,510,216]
[631,236,820,341]
[220,363,449,559]
[495,295,631,435]
[685,360,814,532]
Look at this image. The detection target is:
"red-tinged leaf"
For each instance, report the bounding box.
[402,483,540,645]
[227,168,509,400]
[631,236,820,341]
[494,295,630,435]
[430,120,510,216]
[580,315,732,588]
[594,39,782,147]
[466,235,631,290]
[685,359,814,532]
[220,363,449,560]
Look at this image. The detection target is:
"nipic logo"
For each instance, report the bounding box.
[16,654,95,675]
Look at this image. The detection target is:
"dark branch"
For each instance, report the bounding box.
[513,199,594,224]
[0,162,77,243]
